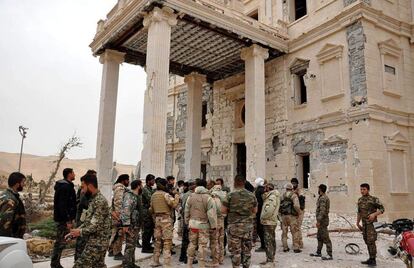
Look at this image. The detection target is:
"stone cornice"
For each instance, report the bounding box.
[166,138,212,152]
[288,2,414,53]
[143,6,178,28]
[99,49,126,64]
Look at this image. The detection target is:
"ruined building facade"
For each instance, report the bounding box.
[91,0,414,219]
[163,0,414,219]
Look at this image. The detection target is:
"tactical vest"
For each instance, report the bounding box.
[151,191,170,214]
[189,193,209,222]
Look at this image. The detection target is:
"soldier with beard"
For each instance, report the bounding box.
[0,172,26,238]
[66,174,111,268]
[141,174,156,253]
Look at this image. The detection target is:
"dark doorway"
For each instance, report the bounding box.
[201,163,207,181]
[297,153,310,189]
[236,143,247,179]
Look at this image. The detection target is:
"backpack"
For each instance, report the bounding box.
[279,195,298,216]
[299,195,306,210]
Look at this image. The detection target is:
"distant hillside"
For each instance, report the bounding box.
[0,151,136,184]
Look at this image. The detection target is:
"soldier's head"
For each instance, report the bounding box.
[166,176,175,187]
[318,184,327,195]
[116,174,130,187]
[183,181,190,193]
[86,169,97,176]
[291,178,299,190]
[177,180,185,188]
[131,179,142,195]
[195,178,207,188]
[63,168,75,182]
[188,180,196,192]
[8,172,26,192]
[234,174,246,189]
[285,183,294,192]
[215,178,224,186]
[360,183,370,196]
[265,183,274,192]
[146,174,155,187]
[207,180,215,190]
[83,174,98,196]
[156,178,168,191]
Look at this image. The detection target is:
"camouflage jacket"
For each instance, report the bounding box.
[80,191,111,242]
[142,185,155,210]
[223,188,257,225]
[316,193,330,225]
[185,186,217,229]
[210,185,228,219]
[121,189,142,227]
[260,189,280,226]
[358,194,385,223]
[0,188,26,238]
[111,183,126,213]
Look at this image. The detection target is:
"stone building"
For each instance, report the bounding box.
[91,0,414,219]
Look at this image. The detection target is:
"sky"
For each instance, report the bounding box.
[0,0,146,165]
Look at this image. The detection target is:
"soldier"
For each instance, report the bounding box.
[357,183,385,267]
[179,180,197,264]
[141,174,156,253]
[51,168,77,268]
[149,178,179,267]
[121,179,143,268]
[260,183,280,266]
[210,182,228,265]
[75,170,97,261]
[185,179,217,268]
[0,172,26,238]
[222,175,257,268]
[280,183,301,253]
[67,173,111,268]
[108,174,130,259]
[291,178,305,249]
[310,184,332,260]
[254,177,266,252]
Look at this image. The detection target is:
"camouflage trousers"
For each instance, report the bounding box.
[209,228,219,265]
[281,215,300,251]
[187,228,209,265]
[317,224,332,256]
[363,222,377,258]
[228,223,253,268]
[153,215,173,266]
[263,225,276,262]
[123,226,140,268]
[74,236,87,261]
[297,209,304,248]
[216,218,225,264]
[109,225,124,255]
[73,238,109,268]
[51,222,69,267]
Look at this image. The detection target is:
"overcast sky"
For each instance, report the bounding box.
[0,0,146,165]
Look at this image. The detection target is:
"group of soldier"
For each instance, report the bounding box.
[0,169,386,268]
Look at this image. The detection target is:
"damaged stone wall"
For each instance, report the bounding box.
[344,0,371,6]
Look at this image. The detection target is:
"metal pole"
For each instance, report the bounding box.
[18,126,28,172]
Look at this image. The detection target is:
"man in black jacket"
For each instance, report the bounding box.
[51,168,77,268]
[254,177,266,252]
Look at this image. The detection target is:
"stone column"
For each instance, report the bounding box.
[184,72,206,180]
[96,49,125,200]
[140,7,177,178]
[241,44,268,183]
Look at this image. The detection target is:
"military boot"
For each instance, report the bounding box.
[361,258,376,266]
[150,256,162,267]
[187,257,194,268]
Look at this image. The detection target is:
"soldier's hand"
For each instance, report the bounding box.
[367,213,376,222]
[69,228,81,238]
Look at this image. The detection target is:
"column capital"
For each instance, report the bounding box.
[240,44,269,61]
[143,7,178,29]
[99,49,125,64]
[184,72,207,85]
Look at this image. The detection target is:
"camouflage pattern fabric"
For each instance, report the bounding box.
[281,215,300,251]
[123,226,140,268]
[228,223,253,268]
[263,225,276,262]
[216,217,225,264]
[209,228,219,265]
[317,225,332,256]
[187,228,209,265]
[357,195,384,259]
[50,223,69,267]
[153,215,174,266]
[297,209,304,248]
[74,236,87,261]
[0,188,26,238]
[223,188,257,225]
[141,185,155,249]
[109,183,126,255]
[108,227,123,255]
[316,193,332,255]
[74,191,111,268]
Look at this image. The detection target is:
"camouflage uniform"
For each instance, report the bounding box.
[75,190,92,260]
[280,191,301,251]
[141,185,155,250]
[0,188,26,238]
[210,185,228,265]
[358,195,385,259]
[109,183,126,256]
[149,189,179,267]
[294,188,305,249]
[74,190,111,268]
[179,190,193,262]
[185,186,217,267]
[260,189,280,263]
[316,193,332,256]
[223,188,257,268]
[121,188,142,268]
